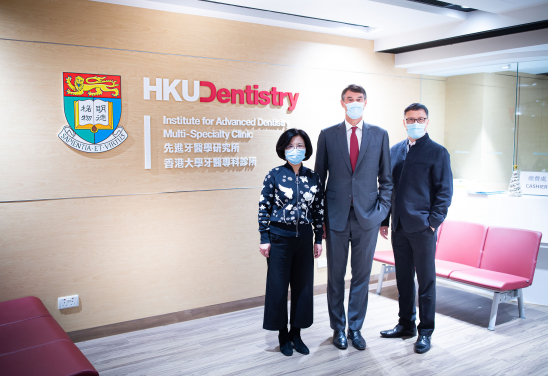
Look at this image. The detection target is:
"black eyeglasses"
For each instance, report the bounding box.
[405,117,428,124]
[285,144,306,151]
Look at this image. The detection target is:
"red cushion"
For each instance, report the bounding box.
[435,260,476,278]
[435,220,488,267]
[374,251,395,265]
[0,340,98,376]
[0,316,69,355]
[481,227,542,281]
[449,268,532,291]
[0,297,51,326]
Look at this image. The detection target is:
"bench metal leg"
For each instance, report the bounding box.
[488,292,501,331]
[375,264,395,295]
[488,289,521,330]
[376,264,386,295]
[518,289,526,319]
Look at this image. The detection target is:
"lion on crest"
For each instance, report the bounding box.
[66,75,120,97]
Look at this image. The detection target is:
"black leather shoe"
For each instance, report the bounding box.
[347,330,366,350]
[414,335,431,354]
[290,333,310,355]
[380,324,417,338]
[279,331,293,356]
[332,330,348,349]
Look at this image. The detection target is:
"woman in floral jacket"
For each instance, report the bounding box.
[258,128,324,357]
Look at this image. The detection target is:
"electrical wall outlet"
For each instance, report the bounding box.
[317,258,328,268]
[58,295,79,310]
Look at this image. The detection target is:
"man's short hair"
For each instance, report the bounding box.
[275,128,313,161]
[341,84,367,101]
[404,103,429,118]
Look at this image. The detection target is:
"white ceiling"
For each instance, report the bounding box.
[93,0,548,76]
[448,0,548,13]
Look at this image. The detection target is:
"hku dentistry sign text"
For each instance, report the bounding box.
[142,77,295,170]
[143,78,299,111]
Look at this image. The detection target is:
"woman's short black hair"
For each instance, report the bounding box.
[276,128,313,161]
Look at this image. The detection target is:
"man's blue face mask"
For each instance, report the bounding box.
[345,101,365,120]
[406,122,426,139]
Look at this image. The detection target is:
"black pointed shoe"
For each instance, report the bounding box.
[290,333,310,355]
[332,330,348,349]
[414,335,431,354]
[347,330,366,350]
[380,324,417,338]
[279,331,293,356]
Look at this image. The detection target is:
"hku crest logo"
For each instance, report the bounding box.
[58,72,128,153]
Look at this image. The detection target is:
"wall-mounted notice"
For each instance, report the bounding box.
[520,171,548,196]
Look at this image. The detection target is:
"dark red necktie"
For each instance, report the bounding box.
[350,126,359,173]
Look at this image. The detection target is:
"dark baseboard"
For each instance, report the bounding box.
[68,273,395,343]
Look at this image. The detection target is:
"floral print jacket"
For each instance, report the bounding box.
[259,163,324,244]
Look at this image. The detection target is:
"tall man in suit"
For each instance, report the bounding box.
[315,84,392,350]
[379,103,452,354]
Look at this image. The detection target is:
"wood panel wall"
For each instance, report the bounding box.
[0,0,429,332]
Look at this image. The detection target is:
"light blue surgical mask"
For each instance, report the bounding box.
[345,101,365,120]
[285,148,306,165]
[406,122,426,139]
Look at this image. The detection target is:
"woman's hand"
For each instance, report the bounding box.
[314,243,322,258]
[260,243,271,258]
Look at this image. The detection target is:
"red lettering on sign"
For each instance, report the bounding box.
[144,78,299,109]
[270,87,280,106]
[258,91,270,105]
[200,81,216,102]
[231,89,245,104]
[217,88,231,103]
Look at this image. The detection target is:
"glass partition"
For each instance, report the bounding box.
[515,60,548,173]
[421,64,519,191]
[420,60,548,192]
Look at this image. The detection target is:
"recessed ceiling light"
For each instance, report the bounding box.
[501,64,511,69]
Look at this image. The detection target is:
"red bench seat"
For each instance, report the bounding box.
[0,316,70,355]
[449,269,531,291]
[0,340,98,376]
[374,220,542,330]
[0,296,50,326]
[434,260,476,278]
[372,251,395,265]
[0,296,98,376]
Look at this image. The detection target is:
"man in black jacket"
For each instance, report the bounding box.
[379,103,452,354]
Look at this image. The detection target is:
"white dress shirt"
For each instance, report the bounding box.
[345,119,363,154]
[407,138,416,153]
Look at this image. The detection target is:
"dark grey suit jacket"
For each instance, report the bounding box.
[315,121,393,232]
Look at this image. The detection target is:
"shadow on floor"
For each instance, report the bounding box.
[375,284,546,330]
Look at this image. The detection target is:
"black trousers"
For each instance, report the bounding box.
[392,223,437,336]
[263,232,314,331]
